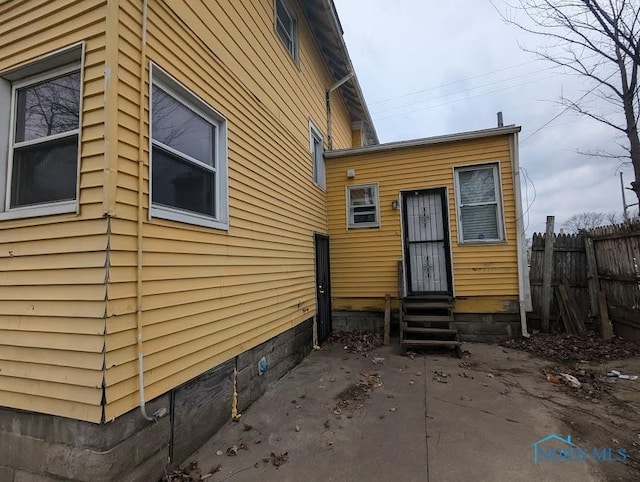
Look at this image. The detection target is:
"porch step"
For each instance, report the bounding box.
[400,296,461,357]
[403,315,453,323]
[401,339,462,347]
[403,327,457,335]
[404,301,453,310]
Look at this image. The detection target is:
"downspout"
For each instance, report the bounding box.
[136,0,157,421]
[326,72,353,149]
[511,131,531,337]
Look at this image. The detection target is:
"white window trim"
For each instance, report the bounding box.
[309,121,325,190]
[0,43,84,221]
[149,63,229,230]
[454,162,505,244]
[346,182,380,229]
[274,0,299,63]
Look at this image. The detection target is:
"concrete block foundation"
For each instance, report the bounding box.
[0,318,314,482]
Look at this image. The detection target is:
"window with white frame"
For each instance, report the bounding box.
[455,163,504,243]
[0,45,83,219]
[150,65,228,229]
[275,0,298,61]
[310,123,324,189]
[347,183,379,228]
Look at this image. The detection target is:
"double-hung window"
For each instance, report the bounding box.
[150,65,228,229]
[310,122,324,189]
[275,0,298,61]
[0,44,83,219]
[455,163,504,243]
[347,183,380,228]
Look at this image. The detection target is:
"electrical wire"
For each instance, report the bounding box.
[368,59,545,106]
[370,65,558,115]
[374,73,565,122]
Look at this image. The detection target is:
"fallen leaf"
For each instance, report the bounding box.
[226,445,238,456]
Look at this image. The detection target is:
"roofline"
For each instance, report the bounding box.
[326,1,379,145]
[300,1,379,145]
[325,125,522,158]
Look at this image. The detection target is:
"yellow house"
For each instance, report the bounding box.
[326,128,531,350]
[0,1,376,480]
[0,1,528,480]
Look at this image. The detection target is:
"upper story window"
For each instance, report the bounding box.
[275,0,298,61]
[0,44,83,220]
[310,122,324,189]
[455,163,504,243]
[347,183,380,229]
[150,64,228,230]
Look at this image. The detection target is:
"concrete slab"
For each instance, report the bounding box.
[182,341,631,481]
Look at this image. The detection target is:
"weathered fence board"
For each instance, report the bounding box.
[590,223,640,344]
[529,221,640,343]
[529,232,589,330]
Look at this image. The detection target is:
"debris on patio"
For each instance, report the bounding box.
[560,373,581,388]
[608,370,638,380]
[164,461,222,481]
[502,332,640,362]
[328,331,383,353]
[269,452,289,467]
[432,370,450,383]
[335,371,381,411]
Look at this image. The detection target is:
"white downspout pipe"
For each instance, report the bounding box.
[511,131,531,337]
[326,72,354,149]
[136,0,157,421]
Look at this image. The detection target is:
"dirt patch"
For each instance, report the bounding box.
[335,371,381,411]
[328,331,383,354]
[502,332,640,362]
[492,345,640,481]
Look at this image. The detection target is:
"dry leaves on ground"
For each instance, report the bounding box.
[502,332,640,362]
[328,331,383,353]
[335,371,381,411]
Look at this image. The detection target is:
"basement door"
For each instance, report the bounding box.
[402,188,453,296]
[314,233,332,343]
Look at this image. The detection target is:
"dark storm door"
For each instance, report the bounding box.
[314,233,332,343]
[402,188,453,296]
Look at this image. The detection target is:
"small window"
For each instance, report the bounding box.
[347,184,380,228]
[310,123,324,189]
[275,0,298,61]
[0,46,83,219]
[455,163,504,243]
[150,65,228,229]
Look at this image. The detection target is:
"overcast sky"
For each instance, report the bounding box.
[333,0,632,236]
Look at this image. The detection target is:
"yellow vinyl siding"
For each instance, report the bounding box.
[101,0,354,420]
[0,0,108,422]
[326,135,519,312]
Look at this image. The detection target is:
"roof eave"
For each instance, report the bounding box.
[300,0,379,145]
[325,125,522,158]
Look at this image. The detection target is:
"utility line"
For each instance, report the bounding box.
[371,65,557,115]
[521,71,617,144]
[374,73,565,121]
[368,59,544,105]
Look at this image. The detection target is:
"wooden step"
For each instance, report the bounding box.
[401,339,462,347]
[403,315,453,323]
[403,327,457,335]
[403,301,453,310]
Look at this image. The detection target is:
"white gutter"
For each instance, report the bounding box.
[511,131,531,337]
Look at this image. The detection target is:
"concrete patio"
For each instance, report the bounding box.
[176,340,638,481]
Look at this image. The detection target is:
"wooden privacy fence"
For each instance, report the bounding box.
[529,217,640,343]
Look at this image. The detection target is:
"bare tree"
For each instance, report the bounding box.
[495,1,640,203]
[563,211,609,232]
[606,211,621,224]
